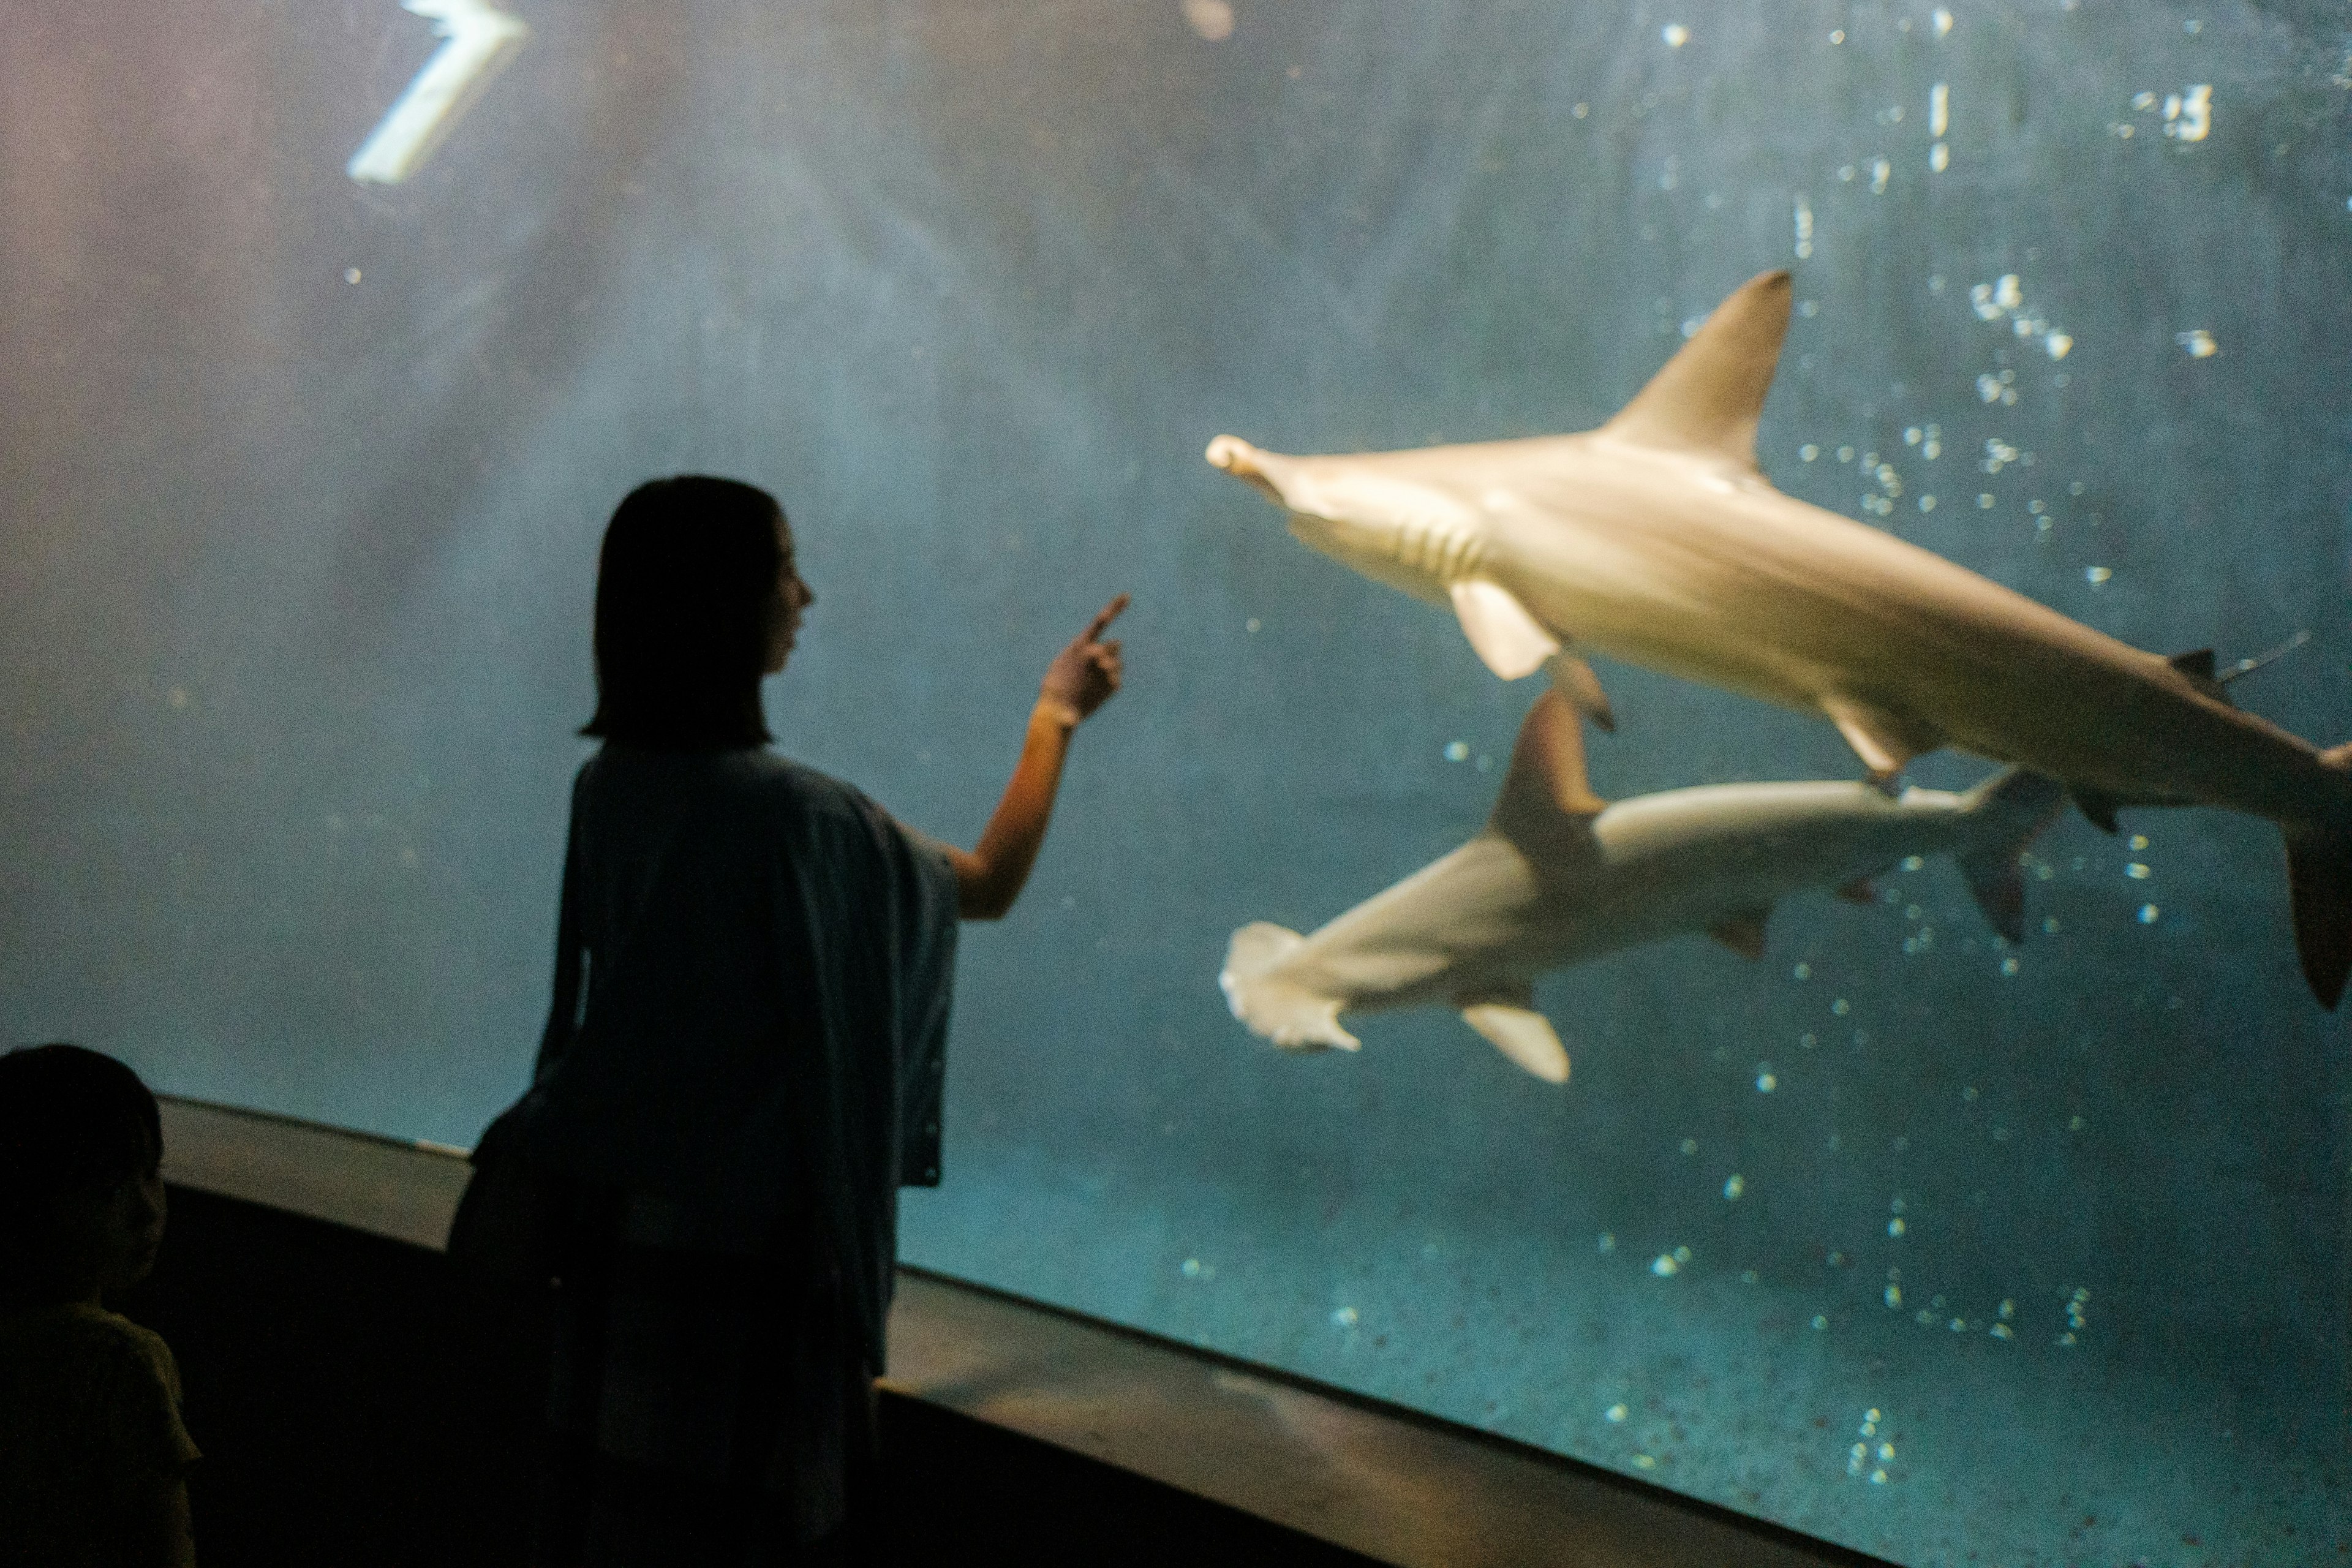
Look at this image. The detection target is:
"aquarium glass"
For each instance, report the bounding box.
[4,1,2347,1560]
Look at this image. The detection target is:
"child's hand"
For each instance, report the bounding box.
[1039,594,1129,723]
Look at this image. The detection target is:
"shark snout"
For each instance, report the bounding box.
[1206,434,1291,506]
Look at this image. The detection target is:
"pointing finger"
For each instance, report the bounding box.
[1084,594,1131,641]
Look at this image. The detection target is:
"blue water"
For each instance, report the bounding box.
[4,2,2346,1560]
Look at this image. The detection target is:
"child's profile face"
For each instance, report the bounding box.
[47,1159,168,1298]
[762,519,815,676]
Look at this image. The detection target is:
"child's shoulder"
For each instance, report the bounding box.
[0,1305,197,1468]
[0,1303,181,1398]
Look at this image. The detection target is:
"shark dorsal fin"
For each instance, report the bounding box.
[1490,690,1607,842]
[2168,647,2236,707]
[1601,270,1793,469]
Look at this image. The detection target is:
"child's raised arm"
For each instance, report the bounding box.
[946,594,1128,920]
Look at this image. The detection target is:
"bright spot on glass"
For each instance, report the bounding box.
[1885,1284,1902,1308]
[1661,22,1689,46]
[2138,903,2160,924]
[2085,565,2113,584]
[1444,741,1469,762]
[1182,1257,1201,1277]
[1888,1216,1906,1237]
[1828,28,1844,43]
[1245,617,1261,633]
[2126,862,2150,880]
[1673,1245,1692,1262]
[1792,962,1811,980]
[1932,8,1953,36]
[343,267,363,284]
[1330,1304,1358,1327]
[1181,0,1235,40]
[1606,1403,1629,1423]
[1680,1137,1699,1156]
[1652,1254,1679,1277]
[1831,997,1850,1016]
[1812,1314,1829,1330]
[1632,1453,1658,1470]
[1597,1231,1615,1251]
[1723,1174,1745,1199]
[1800,443,1819,461]
[1755,1071,1777,1093]
[1919,495,1937,512]
[2177,328,2218,358]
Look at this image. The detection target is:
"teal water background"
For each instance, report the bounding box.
[3,2,2346,1559]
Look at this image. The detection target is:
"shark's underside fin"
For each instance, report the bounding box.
[2287,822,2352,1011]
[1550,654,1616,732]
[2285,742,2352,1011]
[1600,270,1793,469]
[1820,694,1943,788]
[1958,853,2029,944]
[1459,999,1570,1084]
[1707,907,1771,960]
[1954,770,2067,941]
[1490,690,1608,846]
[1450,579,1560,679]
[2071,786,2122,834]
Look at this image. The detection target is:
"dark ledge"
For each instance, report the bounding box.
[155,1096,1889,1568]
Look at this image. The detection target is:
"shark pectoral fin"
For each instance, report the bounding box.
[1460,1001,1570,1084]
[2285,820,2352,1011]
[1955,770,2067,942]
[2168,647,2237,707]
[1956,851,2027,944]
[1548,654,1617,733]
[1834,876,1877,906]
[1490,690,1608,841]
[1820,695,1938,790]
[1600,270,1792,470]
[1450,579,1560,680]
[1707,907,1771,960]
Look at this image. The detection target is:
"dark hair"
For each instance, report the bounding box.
[581,475,786,749]
[0,1044,162,1229]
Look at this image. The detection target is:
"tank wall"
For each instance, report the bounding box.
[4,2,2347,1560]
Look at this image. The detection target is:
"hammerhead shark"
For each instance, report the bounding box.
[1207,271,2352,1007]
[1221,691,2067,1082]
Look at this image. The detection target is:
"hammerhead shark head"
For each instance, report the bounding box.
[1207,271,2352,1007]
[1221,690,2067,1082]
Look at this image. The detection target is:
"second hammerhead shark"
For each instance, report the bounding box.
[1222,691,2066,1083]
[1207,271,2352,1007]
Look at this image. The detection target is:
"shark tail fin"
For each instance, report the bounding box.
[1954,769,2068,944]
[1220,923,1360,1051]
[2283,742,2352,1010]
[1600,270,1793,469]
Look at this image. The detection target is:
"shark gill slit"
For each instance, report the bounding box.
[1396,518,1482,581]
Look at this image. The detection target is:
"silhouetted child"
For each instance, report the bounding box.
[0,1044,198,1567]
